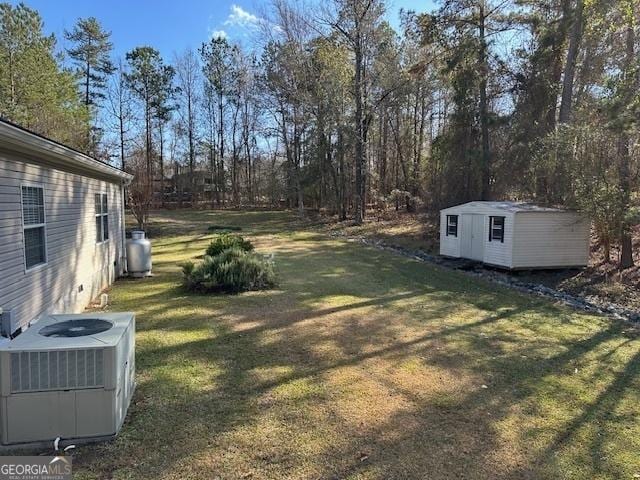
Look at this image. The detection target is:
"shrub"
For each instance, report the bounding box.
[205,234,254,257]
[182,247,275,293]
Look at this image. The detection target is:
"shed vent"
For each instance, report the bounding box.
[10,349,104,393]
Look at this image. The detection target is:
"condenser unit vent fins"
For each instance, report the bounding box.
[10,349,105,393]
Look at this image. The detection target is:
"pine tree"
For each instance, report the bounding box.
[0,3,89,149]
[64,17,114,107]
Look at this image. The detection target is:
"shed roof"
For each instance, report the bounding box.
[441,201,571,213]
[0,118,133,183]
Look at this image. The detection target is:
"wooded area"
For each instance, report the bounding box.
[0,0,637,269]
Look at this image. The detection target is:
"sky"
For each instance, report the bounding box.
[10,0,436,61]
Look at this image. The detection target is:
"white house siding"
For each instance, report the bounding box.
[439,211,460,257]
[0,151,125,332]
[512,212,590,268]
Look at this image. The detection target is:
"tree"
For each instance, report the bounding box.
[106,59,134,170]
[64,17,114,107]
[609,0,637,269]
[201,36,236,205]
[153,64,178,206]
[127,148,153,229]
[558,0,584,124]
[0,3,90,149]
[330,0,386,224]
[125,46,173,183]
[174,48,200,196]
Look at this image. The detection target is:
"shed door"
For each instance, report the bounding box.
[461,214,485,261]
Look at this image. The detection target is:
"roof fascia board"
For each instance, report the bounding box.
[0,122,132,183]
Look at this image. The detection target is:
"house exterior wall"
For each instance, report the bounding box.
[512,212,590,268]
[0,150,126,334]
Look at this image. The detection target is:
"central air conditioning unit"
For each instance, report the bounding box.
[0,312,135,446]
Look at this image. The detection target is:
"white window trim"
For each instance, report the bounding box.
[489,216,505,243]
[446,215,458,237]
[96,192,109,244]
[20,182,48,272]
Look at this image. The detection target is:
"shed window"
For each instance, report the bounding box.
[489,216,505,243]
[21,186,47,269]
[95,193,109,243]
[446,215,458,237]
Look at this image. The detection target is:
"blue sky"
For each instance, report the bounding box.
[11,0,436,60]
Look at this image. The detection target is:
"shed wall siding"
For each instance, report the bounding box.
[512,212,590,268]
[439,212,460,257]
[0,153,125,332]
[483,213,513,268]
[440,206,513,267]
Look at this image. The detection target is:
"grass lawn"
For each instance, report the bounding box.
[74,210,640,480]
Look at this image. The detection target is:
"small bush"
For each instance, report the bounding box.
[182,247,275,293]
[205,234,254,257]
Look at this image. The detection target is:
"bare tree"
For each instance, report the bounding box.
[106,59,134,170]
[174,48,201,195]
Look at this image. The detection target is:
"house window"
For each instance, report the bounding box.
[95,193,109,243]
[21,186,47,269]
[446,215,458,237]
[489,216,505,243]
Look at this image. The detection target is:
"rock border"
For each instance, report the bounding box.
[330,232,639,323]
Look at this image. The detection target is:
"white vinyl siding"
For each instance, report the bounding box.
[441,202,589,269]
[483,214,513,267]
[512,212,590,268]
[0,151,125,333]
[440,203,514,267]
[439,212,460,257]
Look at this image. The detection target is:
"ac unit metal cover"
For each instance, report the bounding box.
[0,312,135,447]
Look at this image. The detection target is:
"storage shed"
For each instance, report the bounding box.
[440,201,590,269]
[0,119,133,337]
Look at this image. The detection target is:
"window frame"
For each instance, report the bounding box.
[446,214,458,237]
[95,192,109,244]
[489,216,505,243]
[20,183,48,272]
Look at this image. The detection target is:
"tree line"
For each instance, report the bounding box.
[0,0,637,269]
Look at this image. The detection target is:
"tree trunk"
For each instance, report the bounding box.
[354,35,365,224]
[558,0,584,124]
[188,90,195,196]
[145,99,152,192]
[119,104,125,170]
[338,128,347,221]
[85,61,91,106]
[618,13,635,269]
[218,92,225,206]
[478,1,491,201]
[159,122,165,208]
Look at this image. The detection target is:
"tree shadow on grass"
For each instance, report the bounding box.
[77,210,640,479]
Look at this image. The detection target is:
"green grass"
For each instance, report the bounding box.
[74,210,640,480]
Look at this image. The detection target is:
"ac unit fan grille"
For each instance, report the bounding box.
[10,349,104,393]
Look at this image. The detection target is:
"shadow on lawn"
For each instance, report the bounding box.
[79,211,640,480]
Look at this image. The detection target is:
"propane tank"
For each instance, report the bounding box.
[126,230,152,277]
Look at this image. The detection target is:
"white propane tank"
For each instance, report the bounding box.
[126,230,152,277]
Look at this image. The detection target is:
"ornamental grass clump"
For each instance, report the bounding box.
[183,238,275,293]
[205,233,254,257]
